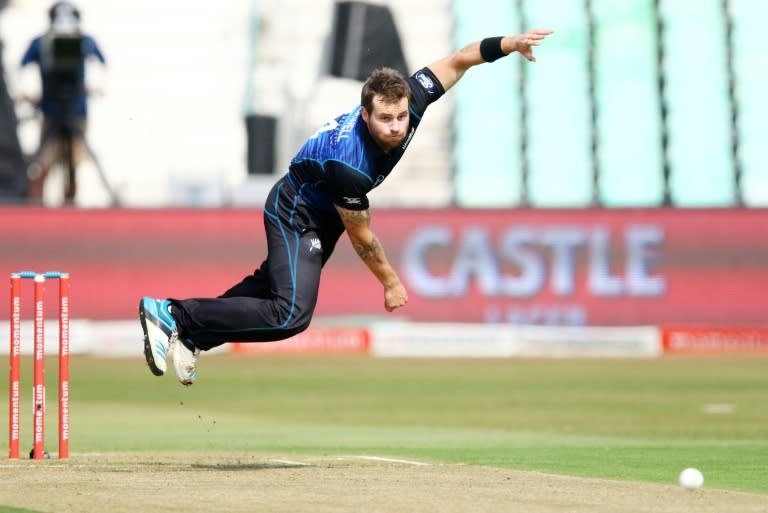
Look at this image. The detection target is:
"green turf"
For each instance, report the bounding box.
[4,354,767,494]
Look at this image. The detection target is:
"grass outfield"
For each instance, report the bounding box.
[4,354,767,495]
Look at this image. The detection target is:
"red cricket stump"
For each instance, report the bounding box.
[58,274,70,459]
[8,275,21,459]
[32,275,45,460]
[8,272,71,460]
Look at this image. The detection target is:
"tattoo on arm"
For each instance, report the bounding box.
[337,208,383,263]
[338,208,371,228]
[352,235,383,262]
[337,206,398,286]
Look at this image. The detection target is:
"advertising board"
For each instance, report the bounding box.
[1,208,765,326]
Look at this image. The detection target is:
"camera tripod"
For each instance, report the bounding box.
[27,117,120,206]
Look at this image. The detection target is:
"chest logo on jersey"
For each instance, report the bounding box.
[415,71,436,93]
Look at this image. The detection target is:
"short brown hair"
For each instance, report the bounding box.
[360,68,410,113]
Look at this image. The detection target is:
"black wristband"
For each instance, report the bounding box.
[480,36,506,62]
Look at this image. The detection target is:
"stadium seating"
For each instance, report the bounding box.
[451,0,762,208]
[520,0,593,207]
[452,0,523,207]
[659,0,735,206]
[1,0,764,208]
[731,0,768,206]
[592,0,664,206]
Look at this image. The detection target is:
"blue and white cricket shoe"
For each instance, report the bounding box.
[139,296,177,376]
[172,338,200,387]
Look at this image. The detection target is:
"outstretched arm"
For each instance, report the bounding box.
[335,205,408,312]
[426,28,554,92]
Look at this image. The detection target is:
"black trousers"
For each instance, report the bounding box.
[171,175,345,351]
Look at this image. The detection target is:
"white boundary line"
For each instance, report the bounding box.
[271,459,313,466]
[0,453,431,468]
[340,455,431,466]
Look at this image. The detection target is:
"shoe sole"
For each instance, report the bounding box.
[139,300,165,376]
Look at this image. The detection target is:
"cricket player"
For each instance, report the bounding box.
[140,29,554,386]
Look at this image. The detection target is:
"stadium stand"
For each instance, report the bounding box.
[521,0,593,207]
[732,0,768,206]
[592,0,663,207]
[659,0,735,206]
[451,0,523,207]
[0,0,765,208]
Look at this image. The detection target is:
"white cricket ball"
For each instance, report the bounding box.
[679,467,704,489]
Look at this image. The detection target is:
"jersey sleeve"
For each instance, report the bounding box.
[83,36,106,64]
[20,38,41,67]
[326,160,371,211]
[407,67,445,118]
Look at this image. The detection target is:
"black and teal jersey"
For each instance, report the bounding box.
[288,67,445,212]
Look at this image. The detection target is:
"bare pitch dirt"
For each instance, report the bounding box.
[0,452,765,513]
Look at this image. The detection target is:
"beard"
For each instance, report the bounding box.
[379,133,405,152]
